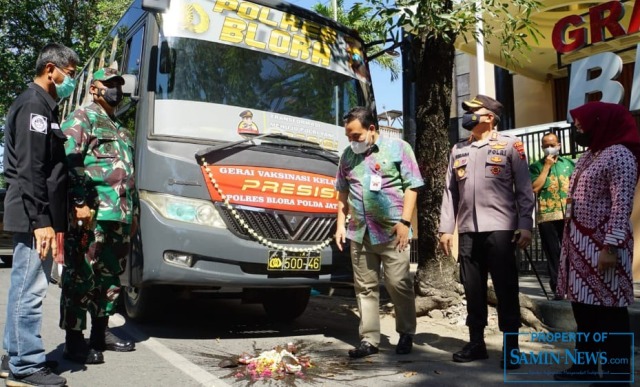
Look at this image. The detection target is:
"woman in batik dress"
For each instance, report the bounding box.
[555,101,639,385]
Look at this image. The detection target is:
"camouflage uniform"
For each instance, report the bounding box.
[60,101,135,331]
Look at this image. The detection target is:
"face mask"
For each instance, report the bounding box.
[99,86,124,107]
[54,67,76,99]
[462,112,483,130]
[543,146,560,157]
[350,131,371,154]
[574,131,592,147]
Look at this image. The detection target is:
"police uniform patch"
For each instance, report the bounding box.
[491,143,506,150]
[30,113,47,134]
[454,159,460,168]
[457,166,466,178]
[491,166,501,175]
[513,141,526,160]
[490,156,503,163]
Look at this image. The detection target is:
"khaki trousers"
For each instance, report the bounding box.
[350,234,416,346]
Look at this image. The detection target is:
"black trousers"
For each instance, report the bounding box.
[458,231,521,332]
[572,302,631,381]
[537,220,565,292]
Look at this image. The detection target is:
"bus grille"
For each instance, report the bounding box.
[217,205,337,243]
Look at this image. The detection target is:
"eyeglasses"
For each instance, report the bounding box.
[55,66,76,79]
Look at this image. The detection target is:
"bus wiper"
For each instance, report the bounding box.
[195,133,287,158]
[195,133,324,158]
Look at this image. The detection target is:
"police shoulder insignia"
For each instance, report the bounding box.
[29,113,48,134]
[513,141,526,160]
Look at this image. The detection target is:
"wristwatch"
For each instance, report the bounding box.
[399,219,411,227]
[605,245,618,255]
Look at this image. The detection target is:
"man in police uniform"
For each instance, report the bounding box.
[60,67,137,364]
[439,95,534,369]
[1,42,78,387]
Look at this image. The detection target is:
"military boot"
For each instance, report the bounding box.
[90,316,135,352]
[64,329,104,365]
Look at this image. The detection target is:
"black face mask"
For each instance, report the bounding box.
[572,126,592,147]
[99,86,123,107]
[462,112,482,130]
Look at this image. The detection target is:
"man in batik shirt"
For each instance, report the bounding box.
[335,106,424,358]
[530,132,574,299]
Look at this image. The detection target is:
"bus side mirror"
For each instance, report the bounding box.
[142,0,170,12]
[122,74,137,97]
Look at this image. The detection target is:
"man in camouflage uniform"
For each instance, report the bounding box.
[60,67,137,365]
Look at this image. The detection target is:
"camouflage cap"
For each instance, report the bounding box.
[92,67,125,85]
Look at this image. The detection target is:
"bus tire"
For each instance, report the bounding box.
[262,287,310,323]
[124,285,164,322]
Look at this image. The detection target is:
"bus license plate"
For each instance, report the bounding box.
[267,250,321,271]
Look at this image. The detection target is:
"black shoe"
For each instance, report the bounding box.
[348,341,379,359]
[452,341,488,363]
[104,330,135,352]
[63,346,104,365]
[500,349,521,370]
[553,367,598,381]
[6,368,66,387]
[396,334,413,355]
[1,355,58,379]
[64,330,104,365]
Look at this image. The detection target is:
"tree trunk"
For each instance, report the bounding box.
[411,31,457,296]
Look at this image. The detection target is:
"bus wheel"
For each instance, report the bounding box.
[262,287,311,323]
[124,285,164,322]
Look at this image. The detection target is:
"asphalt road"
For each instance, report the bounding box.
[1,258,636,386]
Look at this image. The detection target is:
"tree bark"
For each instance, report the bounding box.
[411,30,457,296]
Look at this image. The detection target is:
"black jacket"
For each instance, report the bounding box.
[3,83,68,233]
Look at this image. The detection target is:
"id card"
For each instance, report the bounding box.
[370,175,382,191]
[564,198,572,219]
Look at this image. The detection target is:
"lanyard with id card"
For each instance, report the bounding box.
[370,174,382,191]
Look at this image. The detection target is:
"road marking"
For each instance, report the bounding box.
[110,314,233,387]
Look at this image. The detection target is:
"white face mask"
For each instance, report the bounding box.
[350,131,371,154]
[543,146,560,157]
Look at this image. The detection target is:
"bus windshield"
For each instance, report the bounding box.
[151,0,373,152]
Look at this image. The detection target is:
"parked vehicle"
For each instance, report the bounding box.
[0,188,12,266]
[61,0,376,322]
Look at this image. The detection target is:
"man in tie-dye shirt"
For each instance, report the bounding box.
[335,106,424,359]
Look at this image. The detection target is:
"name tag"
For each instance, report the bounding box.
[564,198,572,219]
[370,175,382,191]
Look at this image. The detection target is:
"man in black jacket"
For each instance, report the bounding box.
[1,42,79,387]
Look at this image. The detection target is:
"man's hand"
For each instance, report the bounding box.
[543,154,557,168]
[513,229,532,249]
[74,204,92,228]
[34,226,56,260]
[392,222,410,252]
[439,233,454,256]
[335,226,346,252]
[597,248,617,271]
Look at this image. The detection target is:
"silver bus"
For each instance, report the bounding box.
[64,0,376,321]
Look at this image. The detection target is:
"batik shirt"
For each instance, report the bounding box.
[61,102,136,224]
[556,145,637,306]
[335,136,424,245]
[529,156,575,223]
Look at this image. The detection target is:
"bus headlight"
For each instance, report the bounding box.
[140,191,226,228]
